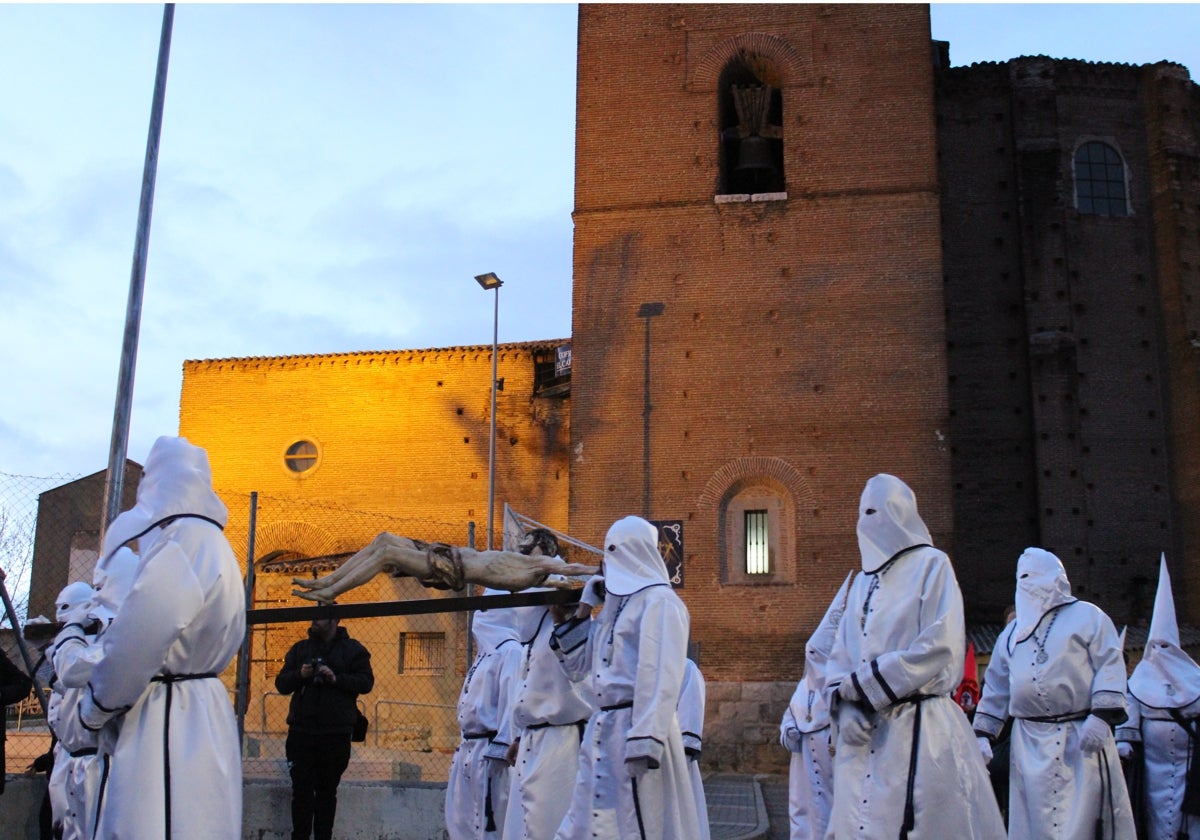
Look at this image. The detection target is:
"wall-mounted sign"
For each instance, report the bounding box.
[650,520,683,588]
[555,344,572,377]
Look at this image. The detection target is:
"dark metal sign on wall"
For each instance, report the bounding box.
[650,520,683,587]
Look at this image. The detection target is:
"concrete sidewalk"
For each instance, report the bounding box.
[1,772,782,840]
[706,773,770,840]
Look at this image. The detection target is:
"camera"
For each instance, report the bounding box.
[308,657,327,683]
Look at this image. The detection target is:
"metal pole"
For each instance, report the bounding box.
[486,286,499,550]
[235,491,258,745]
[99,3,176,545]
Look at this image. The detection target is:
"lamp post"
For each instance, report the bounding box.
[637,302,664,518]
[475,272,503,550]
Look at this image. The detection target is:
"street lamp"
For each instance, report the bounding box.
[637,302,664,518]
[475,272,503,550]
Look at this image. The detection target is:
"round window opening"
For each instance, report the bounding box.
[284,440,319,474]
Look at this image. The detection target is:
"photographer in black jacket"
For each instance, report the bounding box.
[276,616,374,840]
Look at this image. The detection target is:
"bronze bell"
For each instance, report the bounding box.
[735,134,776,173]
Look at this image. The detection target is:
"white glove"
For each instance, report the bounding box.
[781,725,803,753]
[837,679,861,704]
[580,575,606,608]
[837,703,872,747]
[1078,714,1110,754]
[977,735,993,765]
[1117,740,1134,760]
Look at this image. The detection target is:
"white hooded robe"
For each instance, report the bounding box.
[823,474,1005,840]
[78,436,245,840]
[975,547,1135,840]
[501,598,596,840]
[1117,555,1200,840]
[780,572,851,840]
[677,658,710,840]
[445,592,523,839]
[552,516,700,840]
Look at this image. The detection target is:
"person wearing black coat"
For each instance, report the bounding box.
[1,644,34,796]
[275,617,373,840]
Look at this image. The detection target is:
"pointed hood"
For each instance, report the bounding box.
[101,436,228,562]
[803,571,853,682]
[791,571,853,732]
[601,516,670,596]
[1012,547,1076,645]
[55,581,96,626]
[856,474,933,573]
[471,588,522,654]
[1129,554,1200,709]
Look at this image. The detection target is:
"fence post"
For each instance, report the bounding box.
[465,520,476,670]
[235,491,258,747]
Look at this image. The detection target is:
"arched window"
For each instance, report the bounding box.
[717,53,785,196]
[720,477,795,584]
[1074,141,1128,217]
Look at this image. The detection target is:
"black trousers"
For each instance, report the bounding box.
[285,731,352,840]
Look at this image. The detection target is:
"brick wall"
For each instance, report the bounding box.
[179,342,571,545]
[570,3,950,687]
[938,57,1200,626]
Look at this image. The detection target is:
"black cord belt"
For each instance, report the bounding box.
[528,718,589,730]
[600,701,633,712]
[462,729,498,740]
[68,747,98,758]
[151,672,218,683]
[1019,710,1090,724]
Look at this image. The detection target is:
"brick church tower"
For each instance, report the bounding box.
[569,4,950,682]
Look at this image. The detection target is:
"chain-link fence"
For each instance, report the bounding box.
[230,490,481,784]
[3,476,553,784]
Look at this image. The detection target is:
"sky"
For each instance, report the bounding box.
[3,3,1200,484]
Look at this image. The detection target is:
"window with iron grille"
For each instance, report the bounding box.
[1074,141,1128,217]
[398,632,446,675]
[745,509,771,574]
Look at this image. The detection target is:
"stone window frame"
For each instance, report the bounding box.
[719,477,795,585]
[1072,138,1131,217]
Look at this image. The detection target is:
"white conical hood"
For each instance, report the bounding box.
[791,571,853,733]
[602,516,670,596]
[101,436,228,562]
[1129,554,1200,709]
[55,581,96,626]
[856,474,933,573]
[1011,547,1075,645]
[804,571,854,679]
[471,588,521,653]
[1148,553,1181,648]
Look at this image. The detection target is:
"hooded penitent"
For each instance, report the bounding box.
[79,435,245,840]
[55,582,96,627]
[856,473,933,573]
[1129,554,1200,709]
[601,515,670,595]
[823,473,1007,840]
[551,514,700,840]
[447,588,524,839]
[1010,547,1076,650]
[791,570,853,732]
[781,572,852,840]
